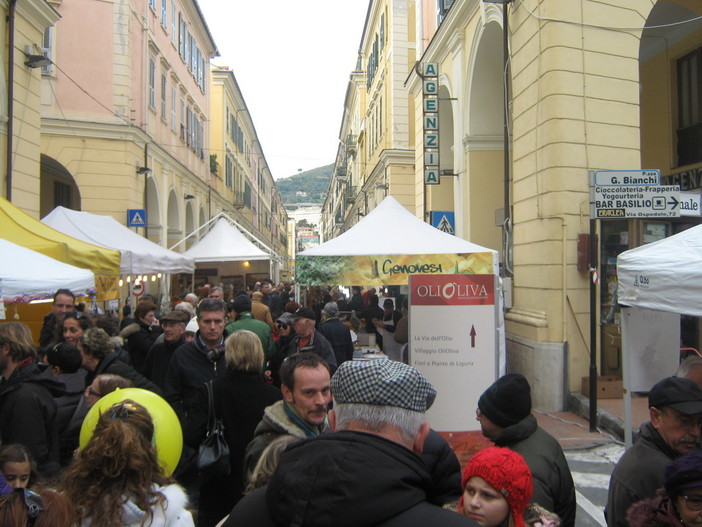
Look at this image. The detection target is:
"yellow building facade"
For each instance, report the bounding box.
[0,0,59,215]
[324,0,702,410]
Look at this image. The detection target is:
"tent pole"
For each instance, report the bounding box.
[169,212,225,251]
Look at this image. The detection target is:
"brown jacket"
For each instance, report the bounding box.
[251,299,274,328]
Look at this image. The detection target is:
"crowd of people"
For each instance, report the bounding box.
[1,282,701,527]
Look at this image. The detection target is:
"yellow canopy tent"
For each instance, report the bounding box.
[0,197,121,300]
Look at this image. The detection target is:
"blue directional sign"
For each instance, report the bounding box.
[431,211,455,235]
[127,209,147,227]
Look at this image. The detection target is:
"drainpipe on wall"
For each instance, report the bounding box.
[6,0,17,201]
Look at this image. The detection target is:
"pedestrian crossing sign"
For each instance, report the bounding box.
[127,209,147,227]
[430,211,455,235]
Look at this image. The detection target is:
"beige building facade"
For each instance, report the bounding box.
[324,0,702,410]
[0,0,288,294]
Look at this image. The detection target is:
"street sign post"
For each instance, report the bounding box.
[590,185,680,218]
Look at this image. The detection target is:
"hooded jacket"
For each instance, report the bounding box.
[0,361,63,477]
[80,483,193,527]
[226,431,475,527]
[120,320,162,374]
[492,413,576,527]
[607,422,680,527]
[243,400,323,480]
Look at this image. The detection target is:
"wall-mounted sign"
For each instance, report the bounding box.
[422,62,439,185]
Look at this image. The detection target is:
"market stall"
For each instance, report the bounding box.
[616,224,702,445]
[296,196,498,285]
[296,196,501,439]
[0,197,120,302]
[183,217,270,291]
[0,238,95,303]
[42,206,194,275]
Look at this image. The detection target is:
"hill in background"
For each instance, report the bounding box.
[276,164,333,205]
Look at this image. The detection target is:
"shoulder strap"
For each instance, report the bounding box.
[205,380,216,433]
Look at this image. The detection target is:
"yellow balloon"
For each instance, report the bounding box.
[79,388,182,476]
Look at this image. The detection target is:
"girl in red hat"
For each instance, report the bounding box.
[459,447,534,527]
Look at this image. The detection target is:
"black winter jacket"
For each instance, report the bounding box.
[121,321,162,374]
[0,362,63,477]
[163,332,228,422]
[184,370,282,527]
[493,413,576,527]
[49,369,87,466]
[225,431,477,527]
[144,335,185,391]
[287,330,337,373]
[89,351,162,395]
[317,318,354,366]
[606,422,679,527]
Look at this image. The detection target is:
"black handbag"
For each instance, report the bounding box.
[196,380,231,476]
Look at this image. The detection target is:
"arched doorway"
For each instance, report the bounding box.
[39,154,81,217]
[166,189,182,249]
[465,16,506,252]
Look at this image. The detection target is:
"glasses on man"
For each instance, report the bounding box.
[277,323,288,330]
[681,494,702,511]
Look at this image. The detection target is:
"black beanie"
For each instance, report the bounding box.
[478,374,532,428]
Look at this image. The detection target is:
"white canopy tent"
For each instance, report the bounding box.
[42,207,195,275]
[301,196,499,265]
[297,196,499,286]
[183,217,270,263]
[0,238,95,301]
[616,224,702,445]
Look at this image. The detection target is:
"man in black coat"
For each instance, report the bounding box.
[225,359,476,527]
[317,302,354,366]
[0,324,63,478]
[165,298,229,423]
[144,310,189,390]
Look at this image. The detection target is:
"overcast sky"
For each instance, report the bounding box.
[197,1,370,180]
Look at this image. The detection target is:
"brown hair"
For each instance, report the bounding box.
[0,444,40,488]
[59,400,172,526]
[94,374,133,396]
[134,300,157,321]
[0,322,37,362]
[0,487,77,527]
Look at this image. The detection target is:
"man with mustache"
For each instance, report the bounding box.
[606,376,702,527]
[243,353,332,480]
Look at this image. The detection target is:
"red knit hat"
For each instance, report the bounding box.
[459,447,533,527]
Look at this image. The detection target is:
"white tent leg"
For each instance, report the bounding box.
[622,306,633,448]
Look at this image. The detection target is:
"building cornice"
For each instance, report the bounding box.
[16,0,61,32]
[463,134,504,151]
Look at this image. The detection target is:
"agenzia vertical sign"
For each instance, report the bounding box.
[409,274,497,432]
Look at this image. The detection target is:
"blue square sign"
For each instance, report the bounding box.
[431,211,455,235]
[127,209,147,227]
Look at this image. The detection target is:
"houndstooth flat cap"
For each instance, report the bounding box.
[331,358,436,412]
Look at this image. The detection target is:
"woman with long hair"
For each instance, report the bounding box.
[185,330,282,527]
[0,487,76,527]
[60,399,193,526]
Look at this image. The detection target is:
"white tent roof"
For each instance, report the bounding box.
[617,224,702,317]
[184,218,269,262]
[300,196,497,257]
[42,207,195,274]
[0,238,95,300]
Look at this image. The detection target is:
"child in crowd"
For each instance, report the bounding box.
[0,444,40,490]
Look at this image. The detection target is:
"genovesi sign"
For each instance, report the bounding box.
[295,252,495,286]
[411,274,495,306]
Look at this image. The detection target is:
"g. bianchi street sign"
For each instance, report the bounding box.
[590,170,680,219]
